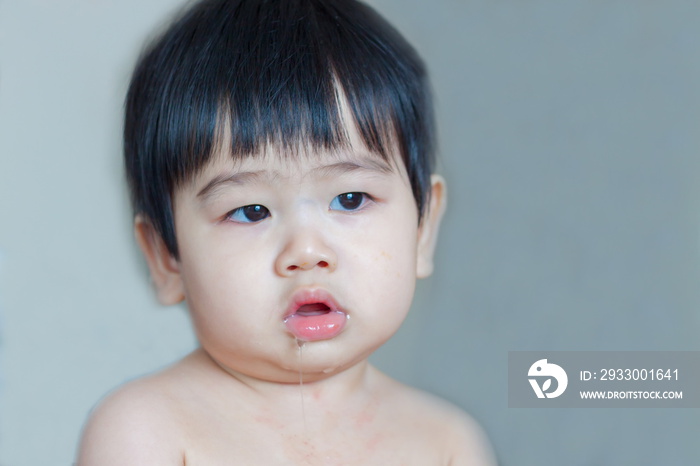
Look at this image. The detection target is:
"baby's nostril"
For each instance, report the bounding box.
[318,261,328,268]
[287,265,298,271]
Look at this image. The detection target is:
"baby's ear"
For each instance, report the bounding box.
[416,174,447,278]
[133,215,185,305]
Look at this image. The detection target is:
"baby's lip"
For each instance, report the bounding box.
[283,288,348,341]
[283,288,343,318]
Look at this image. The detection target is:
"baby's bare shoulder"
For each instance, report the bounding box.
[76,366,192,465]
[441,408,498,466]
[376,373,497,466]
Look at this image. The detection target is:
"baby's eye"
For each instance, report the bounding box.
[329,192,370,211]
[227,204,270,223]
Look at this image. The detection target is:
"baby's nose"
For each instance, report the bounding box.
[274,229,337,276]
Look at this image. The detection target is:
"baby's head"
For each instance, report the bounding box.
[125,0,446,382]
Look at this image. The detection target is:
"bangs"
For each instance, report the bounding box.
[125,0,434,256]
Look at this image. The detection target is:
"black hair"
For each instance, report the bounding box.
[125,0,436,258]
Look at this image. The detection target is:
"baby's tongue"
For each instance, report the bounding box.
[284,306,347,342]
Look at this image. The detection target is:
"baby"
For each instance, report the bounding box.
[77,0,496,464]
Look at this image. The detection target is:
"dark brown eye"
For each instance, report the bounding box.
[227,204,270,223]
[331,192,366,211]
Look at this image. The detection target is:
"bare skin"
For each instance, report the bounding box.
[78,349,495,465]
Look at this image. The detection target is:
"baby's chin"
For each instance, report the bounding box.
[202,343,367,384]
[273,346,372,383]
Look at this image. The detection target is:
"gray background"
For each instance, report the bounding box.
[1,0,699,464]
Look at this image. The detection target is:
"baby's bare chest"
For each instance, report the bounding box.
[181,414,448,466]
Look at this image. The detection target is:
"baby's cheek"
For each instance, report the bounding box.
[379,225,419,276]
[182,246,267,312]
[363,239,417,306]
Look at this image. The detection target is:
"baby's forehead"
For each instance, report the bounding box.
[201,142,401,181]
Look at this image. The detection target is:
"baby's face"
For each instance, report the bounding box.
[151,134,444,383]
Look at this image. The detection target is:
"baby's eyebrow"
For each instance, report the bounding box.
[196,156,393,201]
[196,170,276,201]
[309,157,394,178]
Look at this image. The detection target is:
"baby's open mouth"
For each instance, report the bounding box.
[284,299,347,342]
[294,303,331,316]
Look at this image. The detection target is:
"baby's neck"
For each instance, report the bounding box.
[194,347,378,426]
